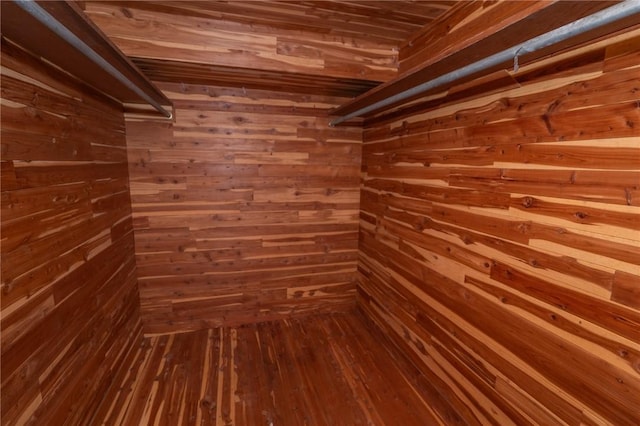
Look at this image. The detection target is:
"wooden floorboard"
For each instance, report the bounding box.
[95,309,455,425]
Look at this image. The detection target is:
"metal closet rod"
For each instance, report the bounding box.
[329,0,640,127]
[15,0,173,119]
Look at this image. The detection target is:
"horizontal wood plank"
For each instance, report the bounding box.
[1,41,141,425]
[358,21,640,426]
[126,83,362,334]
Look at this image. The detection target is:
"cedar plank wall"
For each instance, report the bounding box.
[1,41,142,425]
[358,19,640,426]
[398,1,548,75]
[127,83,362,334]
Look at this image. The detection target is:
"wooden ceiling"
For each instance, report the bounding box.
[83,1,455,97]
[90,1,455,45]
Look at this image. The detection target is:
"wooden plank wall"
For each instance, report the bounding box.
[357,26,640,426]
[397,1,613,76]
[398,1,542,75]
[0,40,142,425]
[83,2,398,83]
[127,82,362,335]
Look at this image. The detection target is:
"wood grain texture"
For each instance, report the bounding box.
[82,1,453,84]
[92,309,463,425]
[398,1,615,74]
[86,1,453,45]
[130,57,380,98]
[0,1,171,111]
[1,40,141,425]
[357,28,640,426]
[127,82,362,334]
[333,1,633,120]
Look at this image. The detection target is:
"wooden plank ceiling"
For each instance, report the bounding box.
[83,1,455,96]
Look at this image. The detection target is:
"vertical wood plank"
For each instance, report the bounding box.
[91,310,460,425]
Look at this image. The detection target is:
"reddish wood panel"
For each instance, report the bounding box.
[333,1,634,121]
[92,310,463,425]
[88,1,453,45]
[1,41,141,425]
[0,1,171,109]
[357,26,640,426]
[82,1,453,84]
[130,57,380,98]
[398,1,614,74]
[127,82,362,334]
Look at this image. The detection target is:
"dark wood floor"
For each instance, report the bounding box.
[92,309,459,425]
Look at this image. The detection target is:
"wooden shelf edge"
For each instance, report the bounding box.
[1,0,173,117]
